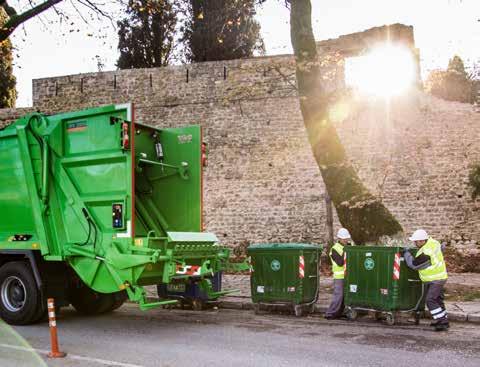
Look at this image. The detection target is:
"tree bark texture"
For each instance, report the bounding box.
[325,189,334,246]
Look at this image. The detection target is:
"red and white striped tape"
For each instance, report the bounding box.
[176,265,201,276]
[299,256,305,278]
[393,252,401,280]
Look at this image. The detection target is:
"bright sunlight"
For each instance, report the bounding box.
[345,44,417,98]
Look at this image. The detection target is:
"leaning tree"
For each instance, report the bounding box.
[286,0,403,243]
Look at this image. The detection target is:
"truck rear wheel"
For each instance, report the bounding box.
[0,262,42,325]
[106,291,127,312]
[69,285,115,315]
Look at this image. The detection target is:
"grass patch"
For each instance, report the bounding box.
[445,287,480,302]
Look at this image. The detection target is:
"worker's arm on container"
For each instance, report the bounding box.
[330,249,344,267]
[404,251,431,270]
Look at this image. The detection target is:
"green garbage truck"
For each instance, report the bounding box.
[0,103,243,325]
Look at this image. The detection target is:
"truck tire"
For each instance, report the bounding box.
[69,285,115,315]
[105,291,127,312]
[30,297,47,323]
[0,261,43,325]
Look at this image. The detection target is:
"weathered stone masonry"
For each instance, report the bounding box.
[1,24,479,253]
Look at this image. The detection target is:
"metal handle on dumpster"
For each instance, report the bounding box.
[404,282,425,313]
[303,252,321,307]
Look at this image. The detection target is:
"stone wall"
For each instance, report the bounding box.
[1,24,478,253]
[28,57,327,247]
[0,107,35,128]
[317,23,416,56]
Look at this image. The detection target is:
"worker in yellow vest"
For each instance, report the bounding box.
[325,228,351,320]
[404,229,449,331]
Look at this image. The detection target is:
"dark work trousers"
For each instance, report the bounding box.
[424,280,448,324]
[326,279,344,317]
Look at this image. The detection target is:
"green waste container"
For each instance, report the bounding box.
[344,246,425,325]
[247,243,323,317]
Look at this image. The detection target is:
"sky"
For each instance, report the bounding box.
[10,0,480,107]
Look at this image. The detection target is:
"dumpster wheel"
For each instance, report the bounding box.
[385,313,395,326]
[294,305,304,317]
[346,307,358,321]
[414,311,421,325]
[191,299,205,311]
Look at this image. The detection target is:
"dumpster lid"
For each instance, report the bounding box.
[248,243,323,252]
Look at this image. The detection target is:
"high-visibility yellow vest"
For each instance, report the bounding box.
[329,243,345,280]
[416,238,448,282]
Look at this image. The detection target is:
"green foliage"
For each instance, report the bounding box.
[117,0,177,69]
[181,0,264,62]
[0,8,16,108]
[469,164,480,200]
[426,55,474,103]
[448,55,467,77]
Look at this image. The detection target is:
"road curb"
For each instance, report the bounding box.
[467,314,480,323]
[447,311,468,322]
[144,296,480,325]
[218,300,480,324]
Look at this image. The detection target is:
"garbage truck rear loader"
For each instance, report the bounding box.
[0,104,241,325]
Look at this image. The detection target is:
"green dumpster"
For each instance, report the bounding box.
[344,246,425,325]
[247,243,323,317]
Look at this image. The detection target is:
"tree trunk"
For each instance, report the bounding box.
[289,0,403,244]
[325,189,334,245]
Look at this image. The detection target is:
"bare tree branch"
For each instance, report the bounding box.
[69,0,90,24]
[77,0,110,20]
[0,0,63,42]
[0,0,18,17]
[271,64,298,91]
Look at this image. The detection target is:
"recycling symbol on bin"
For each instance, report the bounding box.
[271,259,281,271]
[364,257,375,270]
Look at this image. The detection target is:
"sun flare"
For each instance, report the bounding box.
[345,44,417,98]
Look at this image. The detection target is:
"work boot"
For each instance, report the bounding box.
[434,321,450,332]
[325,314,347,320]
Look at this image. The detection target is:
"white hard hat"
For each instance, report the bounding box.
[337,228,351,240]
[409,229,429,242]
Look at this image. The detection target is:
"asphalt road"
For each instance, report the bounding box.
[1,304,479,367]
